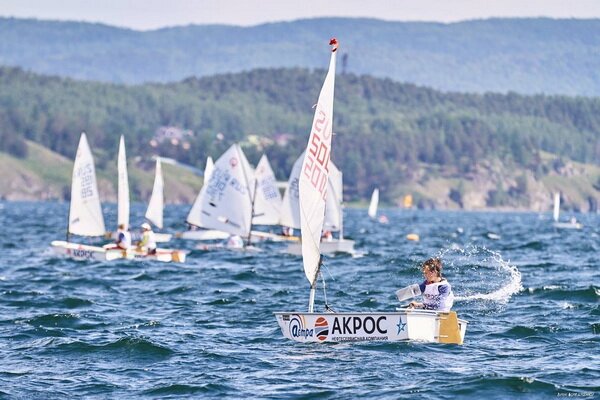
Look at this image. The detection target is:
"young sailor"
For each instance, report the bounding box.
[409,258,454,312]
[137,222,157,255]
[115,223,132,250]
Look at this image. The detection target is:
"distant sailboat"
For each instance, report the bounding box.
[186,143,261,250]
[51,133,127,261]
[142,158,172,242]
[552,192,582,229]
[368,188,379,219]
[274,39,467,344]
[181,156,230,241]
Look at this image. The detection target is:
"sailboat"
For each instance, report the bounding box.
[247,154,293,242]
[143,158,172,242]
[552,192,582,229]
[51,133,128,261]
[368,188,379,219]
[180,156,231,241]
[275,39,467,344]
[186,143,261,251]
[283,157,355,255]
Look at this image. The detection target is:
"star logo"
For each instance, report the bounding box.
[397,319,406,335]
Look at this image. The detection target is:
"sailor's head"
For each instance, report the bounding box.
[141,222,151,231]
[118,223,127,230]
[422,258,443,280]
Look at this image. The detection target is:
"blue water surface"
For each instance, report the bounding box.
[0,202,598,399]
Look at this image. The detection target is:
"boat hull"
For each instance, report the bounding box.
[177,230,231,241]
[274,310,467,344]
[285,239,356,256]
[553,222,582,229]
[51,241,186,263]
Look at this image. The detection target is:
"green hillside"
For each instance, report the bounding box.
[0,66,598,211]
[0,140,203,203]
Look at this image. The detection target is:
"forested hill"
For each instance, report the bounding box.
[2,17,600,95]
[1,66,599,210]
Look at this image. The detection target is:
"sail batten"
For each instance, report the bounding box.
[68,133,106,237]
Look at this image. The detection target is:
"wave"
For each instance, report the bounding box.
[54,336,174,359]
[144,383,233,396]
[524,286,599,301]
[440,245,523,304]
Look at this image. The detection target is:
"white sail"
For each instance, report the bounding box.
[323,161,342,232]
[186,156,214,227]
[553,192,560,222]
[195,144,254,237]
[117,135,129,228]
[368,188,379,219]
[253,154,283,225]
[280,152,304,230]
[145,158,164,229]
[68,133,106,236]
[299,42,337,289]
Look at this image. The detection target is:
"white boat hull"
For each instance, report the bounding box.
[107,231,172,243]
[177,230,231,241]
[51,241,187,263]
[274,310,467,344]
[553,222,582,229]
[285,239,356,256]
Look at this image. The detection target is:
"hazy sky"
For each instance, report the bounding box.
[2,0,600,30]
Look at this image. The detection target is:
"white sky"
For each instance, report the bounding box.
[2,0,600,30]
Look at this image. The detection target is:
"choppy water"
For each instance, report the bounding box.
[0,202,598,399]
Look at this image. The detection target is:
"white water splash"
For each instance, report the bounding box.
[437,245,523,304]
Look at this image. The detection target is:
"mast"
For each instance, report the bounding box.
[236,144,256,247]
[247,178,258,246]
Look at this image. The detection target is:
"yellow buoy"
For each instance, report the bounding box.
[406,233,420,241]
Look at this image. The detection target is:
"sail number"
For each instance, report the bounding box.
[77,163,95,199]
[303,109,330,199]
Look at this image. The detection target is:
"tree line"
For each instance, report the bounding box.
[0,66,598,202]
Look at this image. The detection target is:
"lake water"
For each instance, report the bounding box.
[0,202,598,399]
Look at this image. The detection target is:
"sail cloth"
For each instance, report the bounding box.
[186,156,214,227]
[280,151,304,230]
[323,161,342,232]
[368,188,379,219]
[299,39,338,287]
[117,135,130,229]
[145,158,164,229]
[553,192,560,222]
[192,144,254,237]
[68,133,106,236]
[253,154,283,225]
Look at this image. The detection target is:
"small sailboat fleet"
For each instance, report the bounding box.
[274,39,467,344]
[51,134,186,262]
[552,192,582,229]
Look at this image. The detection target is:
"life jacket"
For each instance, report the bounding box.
[141,230,157,250]
[419,279,454,312]
[117,230,132,249]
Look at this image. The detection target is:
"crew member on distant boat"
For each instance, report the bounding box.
[137,223,157,255]
[115,224,131,250]
[321,230,333,241]
[408,258,454,312]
